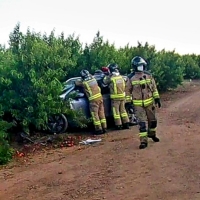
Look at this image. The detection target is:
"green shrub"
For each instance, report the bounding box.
[0,120,14,165]
[0,24,83,133]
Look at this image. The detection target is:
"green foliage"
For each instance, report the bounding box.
[66,109,91,128]
[78,31,118,74]
[150,50,184,91]
[181,54,200,79]
[0,24,82,132]
[0,120,14,165]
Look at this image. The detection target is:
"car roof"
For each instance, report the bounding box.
[64,77,81,83]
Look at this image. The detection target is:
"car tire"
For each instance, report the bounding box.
[47,114,68,134]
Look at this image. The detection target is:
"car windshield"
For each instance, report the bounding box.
[61,77,81,95]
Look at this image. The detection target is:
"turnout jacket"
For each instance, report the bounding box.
[103,72,126,100]
[125,71,160,107]
[75,75,102,102]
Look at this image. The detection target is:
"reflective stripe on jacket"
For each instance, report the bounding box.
[75,76,102,102]
[83,78,102,101]
[103,74,126,100]
[125,71,160,107]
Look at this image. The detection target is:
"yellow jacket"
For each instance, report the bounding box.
[125,71,159,107]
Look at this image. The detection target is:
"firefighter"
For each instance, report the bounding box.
[126,56,161,149]
[75,69,107,135]
[103,63,129,130]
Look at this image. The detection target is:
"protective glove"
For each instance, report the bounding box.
[154,98,161,108]
[101,82,108,88]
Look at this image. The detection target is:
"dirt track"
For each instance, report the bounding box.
[1,81,200,200]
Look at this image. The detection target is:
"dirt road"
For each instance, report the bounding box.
[1,82,200,200]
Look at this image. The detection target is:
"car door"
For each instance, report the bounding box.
[68,87,90,118]
[102,93,112,117]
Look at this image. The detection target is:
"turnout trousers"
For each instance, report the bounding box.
[111,99,129,126]
[90,99,107,131]
[134,104,158,143]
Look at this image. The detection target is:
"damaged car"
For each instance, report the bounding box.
[47,72,137,134]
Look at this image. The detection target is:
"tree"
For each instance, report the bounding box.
[0,25,78,132]
[150,50,184,91]
[181,54,200,79]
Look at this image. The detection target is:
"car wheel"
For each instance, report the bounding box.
[47,114,68,134]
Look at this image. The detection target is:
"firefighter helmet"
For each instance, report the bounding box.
[108,63,119,73]
[80,69,90,80]
[131,56,147,71]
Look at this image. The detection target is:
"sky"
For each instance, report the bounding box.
[0,0,200,55]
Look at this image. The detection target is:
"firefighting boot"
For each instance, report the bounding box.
[123,123,130,129]
[139,142,148,149]
[95,130,103,135]
[151,136,160,142]
[115,125,122,130]
[102,128,107,134]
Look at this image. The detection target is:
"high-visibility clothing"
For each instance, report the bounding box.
[112,100,129,126]
[125,72,160,107]
[82,78,102,102]
[75,76,107,131]
[125,71,160,142]
[103,73,129,126]
[103,74,126,100]
[90,100,107,131]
